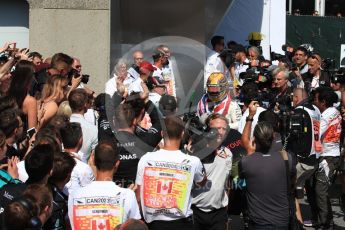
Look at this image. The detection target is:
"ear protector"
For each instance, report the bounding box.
[16,198,42,230]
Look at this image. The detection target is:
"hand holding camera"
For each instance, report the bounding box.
[248,100,259,117]
[0,41,16,54]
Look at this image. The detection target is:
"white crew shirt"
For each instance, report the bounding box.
[192,148,232,212]
[68,181,141,230]
[204,50,225,87]
[136,149,205,223]
[320,107,341,157]
[64,152,95,196]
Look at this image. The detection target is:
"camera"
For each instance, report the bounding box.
[282,44,295,53]
[68,69,90,84]
[183,113,219,158]
[240,64,272,86]
[331,68,345,84]
[322,58,336,71]
[270,52,285,61]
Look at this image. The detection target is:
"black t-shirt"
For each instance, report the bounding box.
[222,128,247,163]
[134,100,162,148]
[97,114,114,142]
[302,70,330,93]
[239,138,294,227]
[43,184,68,230]
[0,182,28,211]
[113,131,155,188]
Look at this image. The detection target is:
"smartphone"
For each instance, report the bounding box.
[27,127,36,139]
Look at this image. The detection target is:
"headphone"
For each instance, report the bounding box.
[16,198,42,230]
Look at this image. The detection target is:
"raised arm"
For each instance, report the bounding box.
[241,101,258,155]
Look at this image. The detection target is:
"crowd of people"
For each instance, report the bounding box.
[290,9,342,17]
[0,34,344,230]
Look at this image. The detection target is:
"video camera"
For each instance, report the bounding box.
[68,69,90,84]
[278,104,305,139]
[182,112,220,156]
[330,68,345,84]
[270,44,296,63]
[239,62,273,87]
[322,58,336,71]
[270,52,285,61]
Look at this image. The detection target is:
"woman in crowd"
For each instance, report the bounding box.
[7,60,37,129]
[38,74,68,127]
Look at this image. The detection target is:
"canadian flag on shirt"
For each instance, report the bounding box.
[156,181,173,194]
[91,219,110,230]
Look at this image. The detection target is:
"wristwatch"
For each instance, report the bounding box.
[246,117,254,122]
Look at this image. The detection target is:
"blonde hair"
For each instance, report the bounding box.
[57,101,72,117]
[41,75,67,102]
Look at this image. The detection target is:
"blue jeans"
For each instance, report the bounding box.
[249,223,288,230]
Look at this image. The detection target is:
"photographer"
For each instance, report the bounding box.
[238,82,266,137]
[287,88,322,226]
[302,54,330,92]
[191,114,232,230]
[330,68,345,104]
[71,57,94,96]
[292,46,309,75]
[31,52,74,98]
[247,46,262,66]
[239,103,291,229]
[269,67,293,111]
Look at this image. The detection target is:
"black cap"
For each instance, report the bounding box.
[159,95,177,116]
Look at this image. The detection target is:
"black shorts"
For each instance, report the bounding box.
[147,216,194,230]
[192,205,228,230]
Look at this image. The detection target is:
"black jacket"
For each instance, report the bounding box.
[302,70,330,92]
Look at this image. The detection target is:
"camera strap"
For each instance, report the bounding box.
[280,149,297,229]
